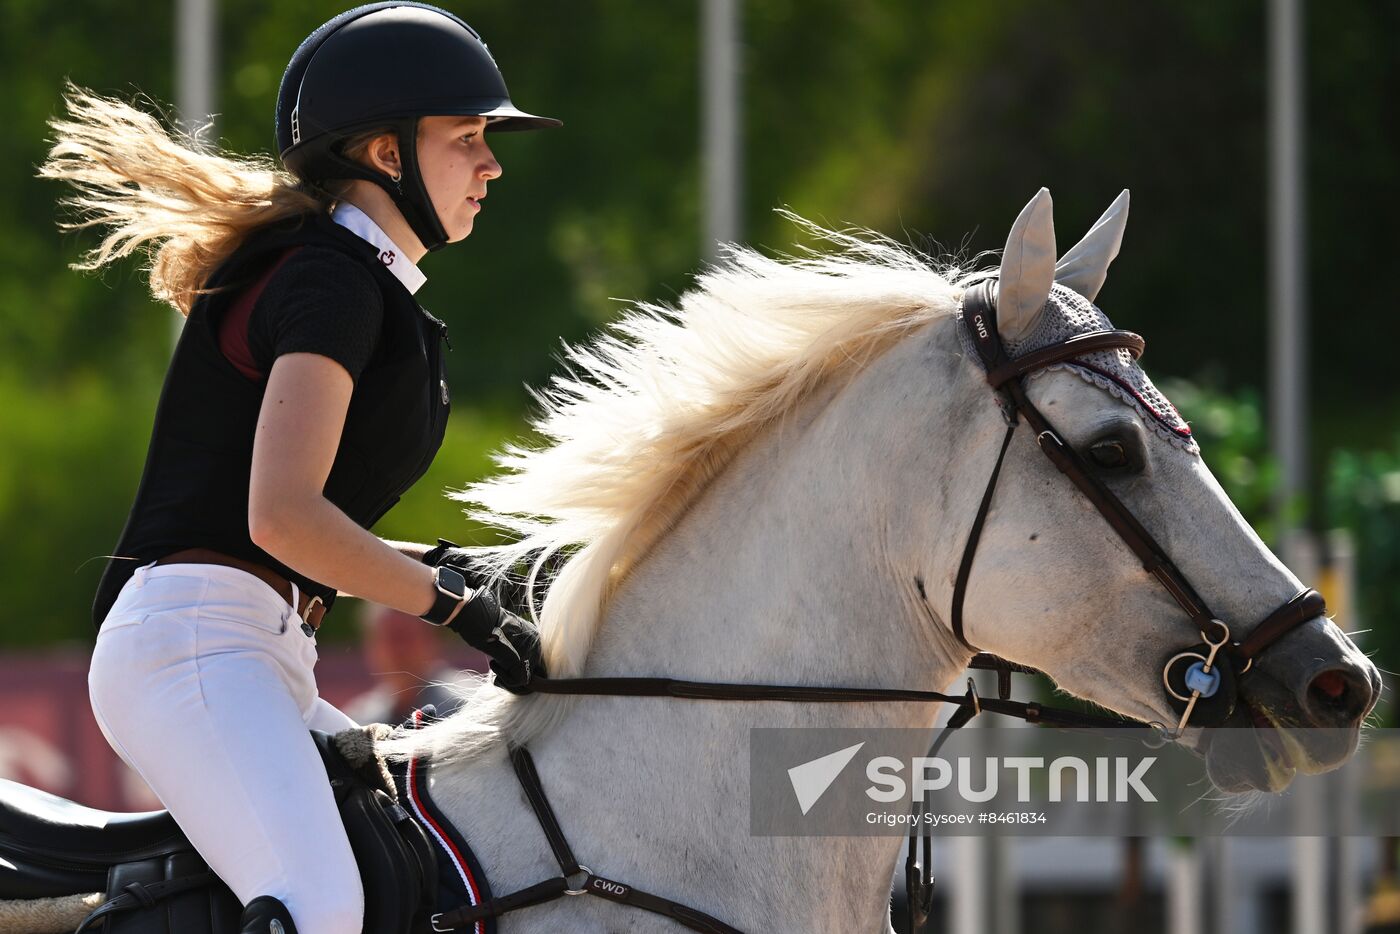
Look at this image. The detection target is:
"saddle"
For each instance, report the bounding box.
[0,729,437,934]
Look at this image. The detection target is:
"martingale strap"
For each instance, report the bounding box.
[428,747,744,934]
[418,670,1126,934]
[424,675,1126,934]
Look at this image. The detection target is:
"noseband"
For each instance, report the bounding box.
[953,280,1324,736]
[426,282,1328,934]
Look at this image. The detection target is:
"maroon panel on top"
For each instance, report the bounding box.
[217,246,305,381]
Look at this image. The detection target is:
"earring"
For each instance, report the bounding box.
[390,171,402,183]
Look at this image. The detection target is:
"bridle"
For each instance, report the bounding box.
[952,279,1323,737]
[425,280,1326,934]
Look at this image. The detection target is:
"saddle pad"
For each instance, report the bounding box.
[391,708,496,934]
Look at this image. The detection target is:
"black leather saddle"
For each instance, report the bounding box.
[0,779,188,899]
[0,731,437,934]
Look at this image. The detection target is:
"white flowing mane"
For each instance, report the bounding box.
[385,216,974,762]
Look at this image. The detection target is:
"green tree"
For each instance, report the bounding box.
[2,1,1397,646]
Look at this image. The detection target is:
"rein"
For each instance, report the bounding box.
[429,282,1325,933]
[426,665,1127,934]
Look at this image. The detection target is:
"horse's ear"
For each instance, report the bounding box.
[1054,189,1129,303]
[996,188,1056,342]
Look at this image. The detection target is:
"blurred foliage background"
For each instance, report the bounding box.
[0,1,1395,696]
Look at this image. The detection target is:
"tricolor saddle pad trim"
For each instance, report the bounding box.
[391,708,496,934]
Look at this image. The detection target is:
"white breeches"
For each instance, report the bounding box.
[88,561,365,934]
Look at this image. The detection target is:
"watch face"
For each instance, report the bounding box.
[437,565,467,599]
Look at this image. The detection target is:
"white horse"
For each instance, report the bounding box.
[0,189,1378,934]
[375,189,1378,931]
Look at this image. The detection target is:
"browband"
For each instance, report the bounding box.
[985,329,1145,389]
[961,282,1145,386]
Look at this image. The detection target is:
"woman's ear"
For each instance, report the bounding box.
[365,133,401,177]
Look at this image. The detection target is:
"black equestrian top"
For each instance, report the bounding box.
[92,210,451,628]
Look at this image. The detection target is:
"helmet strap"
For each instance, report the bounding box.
[392,117,451,253]
[310,116,451,254]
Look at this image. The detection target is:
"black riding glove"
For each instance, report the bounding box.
[422,540,545,692]
[444,586,545,693]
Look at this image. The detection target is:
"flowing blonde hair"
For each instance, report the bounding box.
[39,82,391,316]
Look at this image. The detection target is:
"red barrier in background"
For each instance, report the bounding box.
[0,646,484,812]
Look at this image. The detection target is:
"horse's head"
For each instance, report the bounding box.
[890,189,1379,793]
[430,185,1378,796]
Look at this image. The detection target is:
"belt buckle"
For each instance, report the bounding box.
[299,595,323,637]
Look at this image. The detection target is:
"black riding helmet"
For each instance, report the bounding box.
[277,2,559,253]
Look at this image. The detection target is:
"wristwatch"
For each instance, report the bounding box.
[421,565,469,626]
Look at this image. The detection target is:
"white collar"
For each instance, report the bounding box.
[331,201,427,296]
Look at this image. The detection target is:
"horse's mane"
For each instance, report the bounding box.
[381,214,976,764]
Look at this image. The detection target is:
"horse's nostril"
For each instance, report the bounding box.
[1312,671,1347,700]
[1305,667,1372,726]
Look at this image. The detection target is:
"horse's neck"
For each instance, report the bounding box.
[495,318,977,930]
[587,318,974,690]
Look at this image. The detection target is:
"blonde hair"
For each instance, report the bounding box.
[38,82,392,316]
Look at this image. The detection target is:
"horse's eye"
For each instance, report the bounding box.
[1087,439,1130,470]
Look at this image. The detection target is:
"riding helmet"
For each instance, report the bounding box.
[276,2,560,253]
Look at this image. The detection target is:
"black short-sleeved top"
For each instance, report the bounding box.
[92,212,451,628]
[247,246,384,382]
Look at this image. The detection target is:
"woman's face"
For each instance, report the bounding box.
[415,114,501,243]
